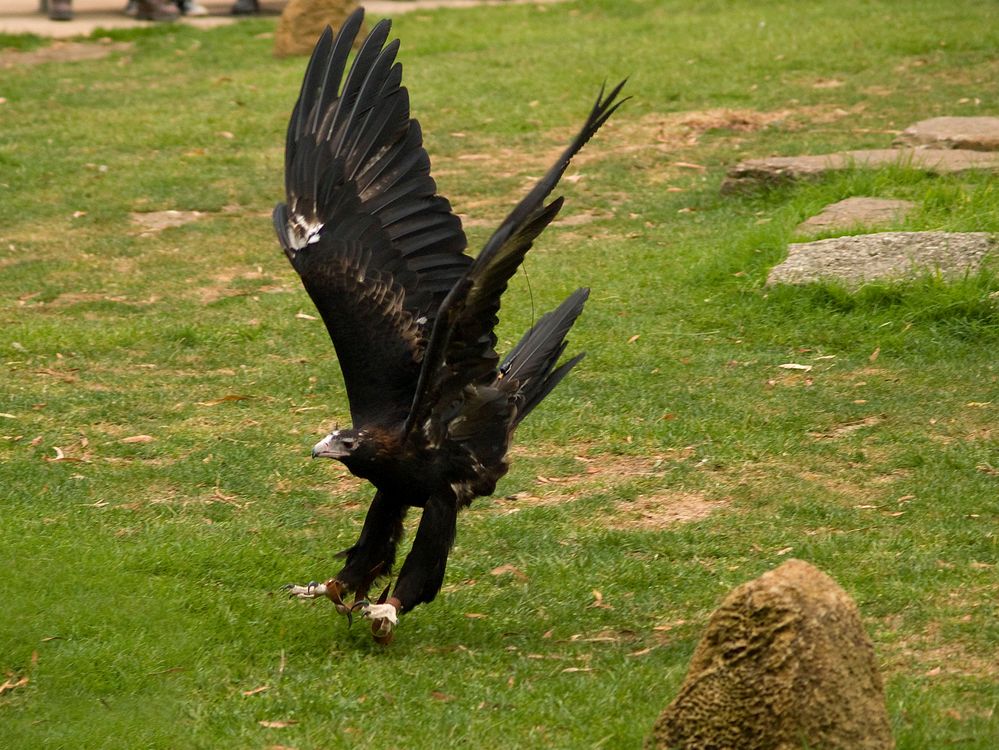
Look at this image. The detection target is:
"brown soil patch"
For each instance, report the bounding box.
[131,210,205,235]
[42,292,153,308]
[435,104,862,218]
[489,448,698,513]
[194,268,290,304]
[882,611,999,680]
[0,41,132,68]
[808,414,886,440]
[607,492,728,530]
[725,455,910,510]
[573,105,860,165]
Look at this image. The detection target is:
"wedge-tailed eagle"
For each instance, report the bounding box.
[277,8,624,642]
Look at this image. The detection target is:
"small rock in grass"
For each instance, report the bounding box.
[796,197,915,236]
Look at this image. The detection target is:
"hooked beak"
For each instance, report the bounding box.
[312,433,350,460]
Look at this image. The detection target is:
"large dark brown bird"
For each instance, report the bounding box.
[278,8,625,642]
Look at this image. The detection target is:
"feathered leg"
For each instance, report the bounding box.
[286,491,407,619]
[357,492,458,643]
[335,490,408,600]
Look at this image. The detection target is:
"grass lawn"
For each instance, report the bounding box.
[1,0,997,747]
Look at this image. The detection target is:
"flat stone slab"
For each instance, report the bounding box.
[796,197,915,236]
[767,231,993,287]
[722,148,999,193]
[895,116,999,151]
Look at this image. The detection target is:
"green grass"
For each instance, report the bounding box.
[2,1,998,747]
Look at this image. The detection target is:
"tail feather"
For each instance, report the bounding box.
[501,288,589,423]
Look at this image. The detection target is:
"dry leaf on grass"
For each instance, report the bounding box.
[259,720,298,728]
[490,564,528,582]
[588,589,613,610]
[778,363,813,372]
[431,691,455,702]
[120,435,155,444]
[0,675,29,695]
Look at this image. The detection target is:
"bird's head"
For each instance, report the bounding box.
[312,428,366,461]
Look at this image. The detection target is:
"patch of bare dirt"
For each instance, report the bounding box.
[882,612,999,680]
[573,105,862,165]
[0,41,132,68]
[489,448,697,512]
[607,492,728,530]
[42,292,154,308]
[131,210,205,235]
[194,268,290,304]
[808,414,886,440]
[725,455,911,511]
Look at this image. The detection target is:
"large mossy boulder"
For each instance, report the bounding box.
[274,0,364,58]
[646,559,894,750]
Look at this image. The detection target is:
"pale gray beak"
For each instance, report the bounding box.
[312,433,349,459]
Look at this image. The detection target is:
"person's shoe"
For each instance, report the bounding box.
[136,0,179,20]
[48,0,73,20]
[181,0,209,16]
[230,0,259,15]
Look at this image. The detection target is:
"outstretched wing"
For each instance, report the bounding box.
[404,81,627,436]
[274,9,472,427]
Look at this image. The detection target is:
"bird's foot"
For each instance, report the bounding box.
[350,586,400,644]
[283,578,352,617]
[356,601,399,645]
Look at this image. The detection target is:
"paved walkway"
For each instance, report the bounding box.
[1,0,564,38]
[0,1,261,37]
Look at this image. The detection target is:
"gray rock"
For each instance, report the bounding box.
[645,560,894,750]
[722,148,999,193]
[796,197,915,236]
[767,231,993,287]
[895,116,999,151]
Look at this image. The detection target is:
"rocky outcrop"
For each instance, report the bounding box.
[646,559,894,750]
[766,231,992,287]
[273,0,364,58]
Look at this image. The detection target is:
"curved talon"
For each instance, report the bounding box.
[324,580,352,617]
